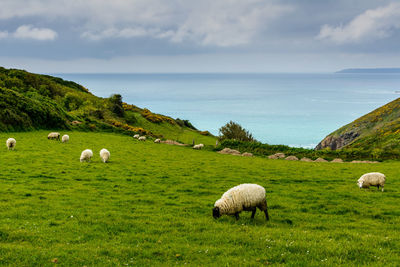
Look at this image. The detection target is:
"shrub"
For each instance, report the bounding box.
[219,121,255,142]
[109,94,124,117]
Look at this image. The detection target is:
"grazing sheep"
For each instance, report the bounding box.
[138,136,146,141]
[133,134,140,139]
[80,149,93,162]
[213,184,269,221]
[154,138,161,143]
[193,144,204,150]
[62,135,69,143]
[48,132,60,140]
[99,148,110,163]
[6,138,16,150]
[358,172,386,192]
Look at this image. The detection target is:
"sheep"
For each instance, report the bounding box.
[48,132,60,140]
[80,149,93,162]
[133,134,140,139]
[99,148,110,163]
[6,138,16,150]
[193,144,204,150]
[154,138,161,143]
[213,183,269,221]
[62,135,69,143]
[357,172,386,192]
[138,136,146,141]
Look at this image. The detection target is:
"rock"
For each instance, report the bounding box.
[315,131,360,150]
[331,158,344,163]
[285,155,299,161]
[351,160,379,163]
[242,152,253,157]
[160,140,187,146]
[268,153,285,159]
[314,157,328,162]
[218,148,241,155]
[300,157,313,162]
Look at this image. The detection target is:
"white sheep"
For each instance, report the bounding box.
[133,134,140,139]
[357,172,386,192]
[80,149,93,162]
[213,183,269,220]
[6,138,16,150]
[62,135,69,143]
[154,138,161,143]
[138,136,146,141]
[193,143,204,150]
[48,132,60,140]
[99,148,110,163]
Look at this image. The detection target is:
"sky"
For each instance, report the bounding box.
[1,0,400,73]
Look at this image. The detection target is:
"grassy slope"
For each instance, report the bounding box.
[0,67,216,145]
[0,131,399,266]
[321,97,400,151]
[133,114,216,145]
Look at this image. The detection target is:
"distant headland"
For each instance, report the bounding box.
[336,68,400,73]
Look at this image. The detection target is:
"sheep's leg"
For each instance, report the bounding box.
[235,212,240,220]
[377,185,380,190]
[251,208,256,219]
[258,199,270,221]
[382,185,384,192]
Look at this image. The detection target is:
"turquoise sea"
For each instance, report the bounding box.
[54,73,400,148]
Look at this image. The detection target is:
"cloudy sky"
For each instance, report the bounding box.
[1,0,400,73]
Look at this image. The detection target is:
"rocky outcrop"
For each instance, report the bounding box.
[315,131,360,150]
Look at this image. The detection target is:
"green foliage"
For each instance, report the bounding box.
[218,139,382,161]
[0,87,71,131]
[109,94,124,117]
[0,131,399,265]
[124,111,137,125]
[176,118,197,130]
[219,121,254,142]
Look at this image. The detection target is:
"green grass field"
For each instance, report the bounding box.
[0,131,399,266]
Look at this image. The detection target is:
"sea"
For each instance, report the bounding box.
[53,73,400,148]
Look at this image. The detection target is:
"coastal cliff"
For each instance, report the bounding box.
[316,97,400,152]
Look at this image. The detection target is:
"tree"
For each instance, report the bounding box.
[109,94,124,117]
[218,121,255,142]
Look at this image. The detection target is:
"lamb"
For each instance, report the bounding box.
[213,183,269,220]
[80,149,93,162]
[138,136,146,141]
[48,132,60,140]
[62,135,69,143]
[133,134,140,139]
[193,144,204,150]
[6,138,16,150]
[154,138,161,143]
[99,148,110,163]
[357,172,386,192]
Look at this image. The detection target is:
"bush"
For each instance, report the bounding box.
[109,94,124,117]
[218,121,255,142]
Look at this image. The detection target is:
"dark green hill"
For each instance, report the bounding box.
[316,97,400,156]
[0,67,215,144]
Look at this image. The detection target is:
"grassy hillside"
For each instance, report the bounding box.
[316,97,400,155]
[0,131,399,265]
[0,67,215,145]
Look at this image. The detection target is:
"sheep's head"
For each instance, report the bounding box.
[213,207,221,219]
[357,180,363,188]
